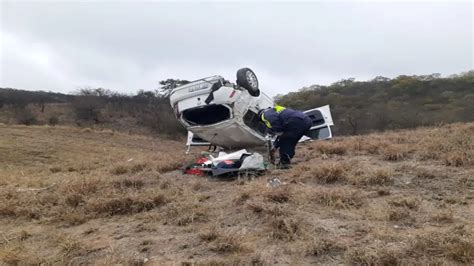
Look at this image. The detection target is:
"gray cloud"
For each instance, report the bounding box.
[1,1,472,96]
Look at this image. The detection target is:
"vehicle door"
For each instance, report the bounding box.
[301,105,334,141]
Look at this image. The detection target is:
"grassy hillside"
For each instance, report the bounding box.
[0,123,472,264]
[2,70,473,139]
[277,71,474,135]
[0,88,184,138]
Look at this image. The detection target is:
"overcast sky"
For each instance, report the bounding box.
[1,1,473,96]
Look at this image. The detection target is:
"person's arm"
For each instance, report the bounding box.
[274,136,281,149]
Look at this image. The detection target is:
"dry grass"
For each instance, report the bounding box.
[345,245,400,265]
[198,224,246,253]
[162,202,209,226]
[269,217,303,241]
[312,141,348,155]
[1,123,473,264]
[112,177,145,190]
[408,227,474,263]
[415,167,437,179]
[444,151,470,167]
[208,228,245,253]
[264,187,292,203]
[291,162,349,184]
[89,196,165,216]
[313,187,364,209]
[349,167,393,186]
[431,209,454,223]
[306,237,346,257]
[246,201,288,218]
[386,206,412,222]
[311,163,348,183]
[382,145,410,161]
[388,197,421,210]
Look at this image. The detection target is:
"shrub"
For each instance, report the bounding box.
[72,96,103,123]
[48,116,59,126]
[15,109,37,125]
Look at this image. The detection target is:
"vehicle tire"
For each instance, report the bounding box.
[236,68,260,97]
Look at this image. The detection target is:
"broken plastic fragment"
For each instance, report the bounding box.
[267,177,282,188]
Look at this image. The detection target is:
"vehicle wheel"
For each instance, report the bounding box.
[236,68,260,97]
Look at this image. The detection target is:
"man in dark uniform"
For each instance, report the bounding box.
[258,105,312,167]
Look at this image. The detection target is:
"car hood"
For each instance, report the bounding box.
[189,119,265,149]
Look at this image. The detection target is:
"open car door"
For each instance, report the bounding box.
[300,105,334,142]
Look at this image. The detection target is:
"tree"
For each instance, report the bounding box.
[276,70,474,136]
[157,79,190,97]
[76,87,114,97]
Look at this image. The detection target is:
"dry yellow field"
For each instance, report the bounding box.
[0,123,473,264]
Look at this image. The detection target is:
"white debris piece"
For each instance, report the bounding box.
[240,153,265,170]
[209,149,249,166]
[267,177,282,188]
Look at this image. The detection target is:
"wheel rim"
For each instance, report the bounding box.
[246,71,258,89]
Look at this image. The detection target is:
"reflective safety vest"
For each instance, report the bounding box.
[275,105,286,113]
[261,105,286,129]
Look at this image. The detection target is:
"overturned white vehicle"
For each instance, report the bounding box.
[169,68,334,150]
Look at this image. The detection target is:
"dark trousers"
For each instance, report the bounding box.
[276,117,312,165]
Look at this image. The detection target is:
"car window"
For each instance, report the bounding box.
[304,109,326,127]
[306,126,331,140]
[243,110,267,136]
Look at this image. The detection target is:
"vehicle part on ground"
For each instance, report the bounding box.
[236,68,260,97]
[240,153,265,170]
[183,149,266,177]
[266,136,275,165]
[267,177,282,188]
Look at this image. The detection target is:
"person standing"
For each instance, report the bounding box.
[258,105,312,168]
